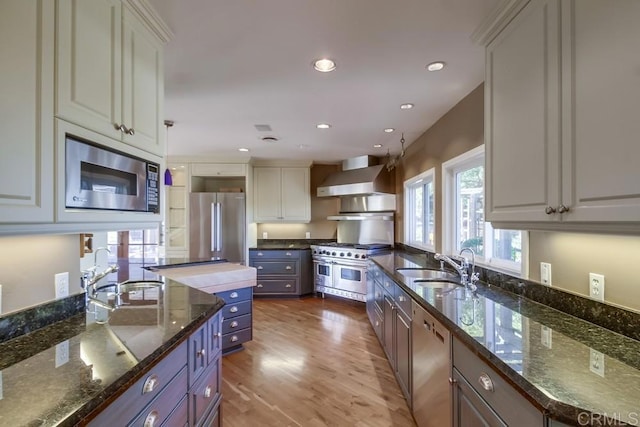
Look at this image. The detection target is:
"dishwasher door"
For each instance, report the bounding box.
[411,300,452,427]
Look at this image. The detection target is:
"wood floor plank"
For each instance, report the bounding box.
[221,296,416,427]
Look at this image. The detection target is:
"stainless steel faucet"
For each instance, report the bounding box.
[435,248,479,291]
[81,247,119,312]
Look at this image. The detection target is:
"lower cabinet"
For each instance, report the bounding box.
[215,287,253,354]
[250,249,313,296]
[89,311,223,427]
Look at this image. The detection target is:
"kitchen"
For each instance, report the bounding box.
[2,0,640,426]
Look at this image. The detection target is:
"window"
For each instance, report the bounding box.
[106,228,160,282]
[404,168,435,251]
[443,146,525,275]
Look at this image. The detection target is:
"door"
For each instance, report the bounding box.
[452,369,507,427]
[382,295,395,365]
[332,263,366,294]
[216,193,245,264]
[395,309,411,404]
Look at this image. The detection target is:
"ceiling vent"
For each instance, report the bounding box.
[254,124,272,132]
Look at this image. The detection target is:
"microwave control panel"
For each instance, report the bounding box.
[146,163,160,213]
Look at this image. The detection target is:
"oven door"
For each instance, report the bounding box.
[332,262,367,294]
[313,259,333,289]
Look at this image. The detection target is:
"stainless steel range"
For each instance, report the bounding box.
[311,243,392,302]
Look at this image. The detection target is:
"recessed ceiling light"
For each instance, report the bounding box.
[384,128,395,133]
[316,123,331,129]
[238,148,249,152]
[373,144,383,148]
[313,58,336,73]
[298,144,309,149]
[400,103,414,110]
[426,61,446,71]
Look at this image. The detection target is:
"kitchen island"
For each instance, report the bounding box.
[370,251,640,426]
[0,259,255,426]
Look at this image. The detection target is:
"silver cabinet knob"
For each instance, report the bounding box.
[448,377,457,385]
[144,410,158,427]
[204,386,212,398]
[257,284,264,288]
[142,374,159,394]
[230,306,238,313]
[285,284,292,288]
[285,265,292,270]
[257,252,263,256]
[197,348,206,358]
[230,321,239,328]
[545,206,557,215]
[257,265,263,270]
[285,252,292,256]
[558,204,570,213]
[230,292,239,299]
[478,373,494,392]
[231,335,239,342]
[126,127,135,135]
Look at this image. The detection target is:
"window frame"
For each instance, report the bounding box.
[403,167,436,252]
[442,145,527,276]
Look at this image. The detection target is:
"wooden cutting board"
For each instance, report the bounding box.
[153,263,256,294]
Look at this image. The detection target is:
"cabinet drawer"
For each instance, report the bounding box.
[190,360,221,426]
[255,279,298,294]
[127,367,188,427]
[89,341,187,426]
[374,282,385,313]
[252,260,298,275]
[222,328,252,349]
[453,338,543,427]
[215,287,252,302]
[250,249,300,259]
[162,395,188,427]
[222,313,251,335]
[370,264,383,284]
[380,274,395,296]
[372,306,383,343]
[394,285,412,317]
[199,398,221,427]
[221,300,251,319]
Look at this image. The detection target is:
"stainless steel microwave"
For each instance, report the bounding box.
[65,135,160,213]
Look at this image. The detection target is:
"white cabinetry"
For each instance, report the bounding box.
[165,165,188,256]
[191,163,248,177]
[253,167,310,222]
[483,0,640,232]
[56,0,167,156]
[0,0,54,223]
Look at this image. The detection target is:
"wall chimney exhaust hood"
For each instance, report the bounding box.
[317,155,394,197]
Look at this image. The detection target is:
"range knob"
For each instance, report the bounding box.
[361,254,367,259]
[331,252,337,256]
[354,254,360,259]
[340,252,345,257]
[347,252,352,257]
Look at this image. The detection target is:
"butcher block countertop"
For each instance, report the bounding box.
[146,261,256,293]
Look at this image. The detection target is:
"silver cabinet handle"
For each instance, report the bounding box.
[230,306,238,313]
[257,265,263,270]
[126,127,135,135]
[398,296,406,302]
[285,265,292,270]
[230,321,239,328]
[545,206,557,215]
[231,335,239,342]
[448,377,457,385]
[558,204,570,213]
[204,385,212,398]
[285,284,292,288]
[384,281,391,287]
[375,321,380,327]
[144,410,158,427]
[114,123,126,132]
[257,252,263,256]
[215,332,222,338]
[197,348,206,358]
[142,374,159,394]
[286,252,292,256]
[257,284,264,288]
[478,373,494,392]
[230,292,239,299]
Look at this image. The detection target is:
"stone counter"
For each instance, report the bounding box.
[371,251,640,426]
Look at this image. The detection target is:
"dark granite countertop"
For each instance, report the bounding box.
[371,252,640,426]
[0,270,224,426]
[250,239,336,250]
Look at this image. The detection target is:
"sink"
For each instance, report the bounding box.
[395,268,459,282]
[94,280,164,294]
[413,279,462,288]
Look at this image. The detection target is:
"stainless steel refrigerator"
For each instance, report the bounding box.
[189,192,246,263]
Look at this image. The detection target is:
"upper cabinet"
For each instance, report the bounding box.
[56,0,168,156]
[482,0,640,232]
[253,166,311,223]
[0,0,55,223]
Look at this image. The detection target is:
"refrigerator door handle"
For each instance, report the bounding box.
[211,203,217,251]
[215,202,222,251]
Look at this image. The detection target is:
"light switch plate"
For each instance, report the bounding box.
[262,232,268,239]
[540,262,552,286]
[589,348,605,377]
[305,231,311,239]
[541,326,552,348]
[55,340,69,368]
[54,272,69,299]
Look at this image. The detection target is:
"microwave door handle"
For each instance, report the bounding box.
[211,203,217,252]
[215,202,222,252]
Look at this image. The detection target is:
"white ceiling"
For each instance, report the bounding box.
[149,0,501,164]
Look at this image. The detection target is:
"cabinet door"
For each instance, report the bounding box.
[253,167,282,221]
[394,309,411,404]
[0,0,54,223]
[452,369,507,427]
[382,295,395,365]
[560,0,640,222]
[485,0,562,223]
[56,0,122,141]
[121,5,164,155]
[281,167,310,221]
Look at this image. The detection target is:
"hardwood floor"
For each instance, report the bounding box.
[221,296,416,427]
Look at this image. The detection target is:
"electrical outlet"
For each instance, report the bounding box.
[541,325,552,348]
[0,284,3,315]
[305,231,311,239]
[589,273,605,302]
[540,262,552,286]
[55,340,69,367]
[262,232,268,239]
[0,370,3,400]
[55,272,69,299]
[589,348,605,377]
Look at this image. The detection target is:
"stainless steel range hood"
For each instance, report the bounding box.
[317,155,394,197]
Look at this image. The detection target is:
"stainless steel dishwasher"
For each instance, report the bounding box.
[411,300,451,427]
